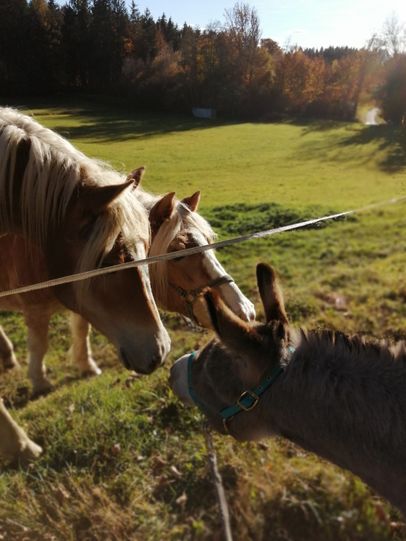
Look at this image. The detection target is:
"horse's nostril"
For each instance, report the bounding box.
[120,348,131,370]
[151,354,164,370]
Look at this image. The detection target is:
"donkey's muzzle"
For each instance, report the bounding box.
[169,354,193,405]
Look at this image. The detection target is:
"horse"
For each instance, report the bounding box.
[0,167,255,394]
[0,107,170,377]
[0,399,42,465]
[170,263,406,515]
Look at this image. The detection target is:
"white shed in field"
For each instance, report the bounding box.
[192,108,216,119]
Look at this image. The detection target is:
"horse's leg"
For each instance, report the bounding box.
[25,310,52,395]
[69,313,101,377]
[0,399,42,464]
[0,325,20,371]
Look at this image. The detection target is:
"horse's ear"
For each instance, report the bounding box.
[127,166,146,189]
[149,192,176,233]
[83,180,133,213]
[256,263,289,325]
[181,191,201,212]
[205,291,262,354]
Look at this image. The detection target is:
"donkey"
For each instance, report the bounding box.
[171,263,406,515]
[0,107,170,377]
[0,400,41,465]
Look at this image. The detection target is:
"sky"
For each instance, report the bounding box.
[133,0,406,49]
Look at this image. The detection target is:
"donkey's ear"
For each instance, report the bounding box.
[83,180,133,213]
[181,191,201,212]
[205,291,262,354]
[127,166,146,189]
[256,263,289,325]
[149,192,176,233]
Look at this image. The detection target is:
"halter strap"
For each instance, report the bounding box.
[187,345,296,434]
[171,274,234,324]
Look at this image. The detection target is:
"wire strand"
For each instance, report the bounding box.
[0,195,405,299]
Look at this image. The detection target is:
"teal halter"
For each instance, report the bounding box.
[187,346,295,433]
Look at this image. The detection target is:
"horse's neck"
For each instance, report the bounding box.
[264,331,406,511]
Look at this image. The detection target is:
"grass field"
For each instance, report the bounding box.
[0,97,406,540]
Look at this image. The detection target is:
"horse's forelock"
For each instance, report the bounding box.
[148,200,216,305]
[0,108,150,291]
[149,210,183,304]
[74,186,150,297]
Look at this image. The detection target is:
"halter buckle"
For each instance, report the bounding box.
[237,390,259,411]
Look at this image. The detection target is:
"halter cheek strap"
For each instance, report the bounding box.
[171,274,234,324]
[187,345,296,434]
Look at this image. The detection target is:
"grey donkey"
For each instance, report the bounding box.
[171,262,406,515]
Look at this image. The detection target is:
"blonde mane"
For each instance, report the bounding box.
[146,192,216,305]
[0,108,149,286]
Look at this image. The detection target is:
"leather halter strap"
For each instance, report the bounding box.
[170,274,234,323]
[187,345,296,435]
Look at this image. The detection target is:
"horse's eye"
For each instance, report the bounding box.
[80,216,97,239]
[173,255,186,262]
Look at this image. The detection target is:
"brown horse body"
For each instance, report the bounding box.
[171,263,406,515]
[0,108,170,463]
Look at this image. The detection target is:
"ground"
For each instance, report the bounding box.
[0,97,405,540]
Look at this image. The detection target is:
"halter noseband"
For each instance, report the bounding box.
[170,274,234,324]
[187,345,296,435]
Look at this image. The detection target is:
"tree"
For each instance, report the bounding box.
[88,0,129,90]
[0,0,29,93]
[381,14,406,56]
[62,0,91,88]
[224,2,261,85]
[376,54,406,125]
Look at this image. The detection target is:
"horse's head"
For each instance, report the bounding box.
[0,110,170,373]
[170,263,292,439]
[47,176,170,374]
[148,189,255,328]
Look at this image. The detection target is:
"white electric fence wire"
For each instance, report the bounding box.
[0,195,405,299]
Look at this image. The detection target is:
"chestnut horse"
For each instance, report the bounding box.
[0,399,42,465]
[0,168,255,394]
[0,108,170,374]
[171,263,406,515]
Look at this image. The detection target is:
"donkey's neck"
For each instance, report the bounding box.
[263,330,406,513]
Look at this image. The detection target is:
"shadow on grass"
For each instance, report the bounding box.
[1,95,236,143]
[289,117,349,133]
[296,120,406,173]
[53,111,231,143]
[206,202,356,237]
[338,124,406,172]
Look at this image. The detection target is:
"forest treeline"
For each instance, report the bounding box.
[1,0,405,123]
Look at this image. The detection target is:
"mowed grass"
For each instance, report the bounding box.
[0,98,406,540]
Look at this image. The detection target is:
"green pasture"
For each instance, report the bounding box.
[0,98,406,540]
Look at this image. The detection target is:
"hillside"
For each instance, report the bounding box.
[0,100,405,540]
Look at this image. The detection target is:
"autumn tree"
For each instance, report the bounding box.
[376,54,406,124]
[0,0,29,92]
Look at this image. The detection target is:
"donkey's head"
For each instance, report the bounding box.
[170,263,292,439]
[146,187,255,327]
